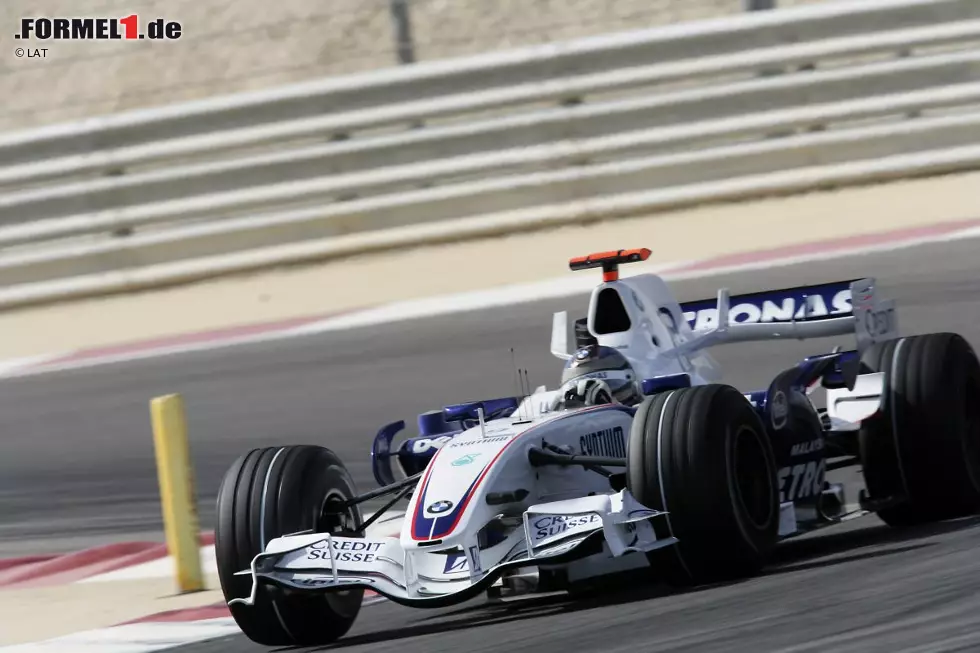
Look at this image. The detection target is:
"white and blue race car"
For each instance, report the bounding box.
[215,247,980,647]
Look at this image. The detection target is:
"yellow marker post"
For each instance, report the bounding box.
[150,393,204,593]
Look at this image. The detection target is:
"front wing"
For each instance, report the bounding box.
[230,490,676,608]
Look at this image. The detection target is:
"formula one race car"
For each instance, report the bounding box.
[215,247,980,647]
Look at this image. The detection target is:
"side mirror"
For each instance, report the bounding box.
[442,397,520,423]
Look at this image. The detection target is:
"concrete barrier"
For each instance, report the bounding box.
[3,17,978,189]
[0,0,977,308]
[3,0,975,163]
[3,48,980,229]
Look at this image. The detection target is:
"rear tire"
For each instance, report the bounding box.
[215,445,364,646]
[858,333,980,526]
[626,384,779,585]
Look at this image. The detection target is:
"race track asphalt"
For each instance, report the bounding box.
[4,234,980,651]
[176,515,980,653]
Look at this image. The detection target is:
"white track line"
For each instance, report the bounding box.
[78,545,218,584]
[0,618,240,653]
[289,223,980,337]
[289,261,682,337]
[0,353,67,377]
[4,222,980,380]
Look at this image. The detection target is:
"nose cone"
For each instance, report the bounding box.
[401,426,518,547]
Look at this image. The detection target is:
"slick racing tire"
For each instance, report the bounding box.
[627,384,779,585]
[858,333,980,526]
[215,445,364,647]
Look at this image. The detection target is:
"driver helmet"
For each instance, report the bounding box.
[559,344,642,406]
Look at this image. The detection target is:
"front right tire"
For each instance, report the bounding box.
[215,445,364,646]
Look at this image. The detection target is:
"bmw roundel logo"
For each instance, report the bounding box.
[575,347,591,360]
[427,500,454,514]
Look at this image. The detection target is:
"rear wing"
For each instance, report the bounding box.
[678,278,897,352]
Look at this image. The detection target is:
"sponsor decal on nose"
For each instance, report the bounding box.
[427,500,454,514]
[451,453,481,466]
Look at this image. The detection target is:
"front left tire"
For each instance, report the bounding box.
[215,445,364,646]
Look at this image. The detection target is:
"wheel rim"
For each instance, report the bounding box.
[317,488,363,617]
[732,424,775,530]
[319,489,360,535]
